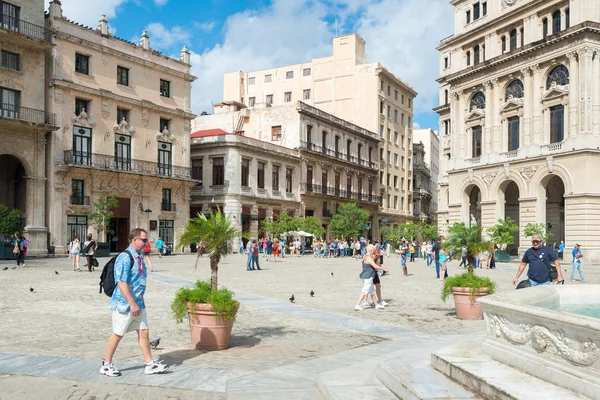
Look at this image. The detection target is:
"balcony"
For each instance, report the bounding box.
[413,186,432,199]
[161,202,177,212]
[0,15,53,48]
[61,151,195,180]
[301,183,382,204]
[299,141,378,170]
[0,104,57,127]
[191,167,202,182]
[70,195,90,206]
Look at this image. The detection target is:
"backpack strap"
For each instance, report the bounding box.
[122,250,135,270]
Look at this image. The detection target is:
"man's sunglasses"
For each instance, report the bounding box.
[135,237,149,243]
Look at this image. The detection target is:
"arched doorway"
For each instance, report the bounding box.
[545,175,565,244]
[0,155,27,213]
[502,181,520,254]
[468,186,481,227]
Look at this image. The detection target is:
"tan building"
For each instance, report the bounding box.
[436,0,600,258]
[45,1,196,252]
[412,142,434,224]
[192,101,381,249]
[0,0,58,255]
[413,128,440,223]
[223,33,417,227]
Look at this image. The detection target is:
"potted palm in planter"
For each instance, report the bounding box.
[443,223,496,320]
[174,209,242,350]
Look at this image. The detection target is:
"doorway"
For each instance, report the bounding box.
[108,198,130,252]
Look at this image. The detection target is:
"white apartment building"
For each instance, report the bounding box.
[222,33,417,226]
[435,0,600,258]
[413,128,440,223]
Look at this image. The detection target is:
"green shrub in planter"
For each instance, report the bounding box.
[441,272,497,302]
[171,280,238,323]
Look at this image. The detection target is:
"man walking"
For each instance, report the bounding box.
[459,246,468,269]
[426,241,433,266]
[100,228,168,377]
[84,233,98,272]
[570,244,584,282]
[512,234,564,287]
[155,237,164,258]
[246,239,254,271]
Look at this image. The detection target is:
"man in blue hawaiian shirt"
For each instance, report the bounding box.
[101,228,168,377]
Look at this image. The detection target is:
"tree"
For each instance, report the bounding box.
[329,203,370,239]
[446,223,491,274]
[524,222,552,244]
[177,209,242,291]
[418,222,439,241]
[0,205,23,240]
[487,218,519,245]
[299,216,325,239]
[86,195,118,241]
[260,211,300,237]
[379,225,393,242]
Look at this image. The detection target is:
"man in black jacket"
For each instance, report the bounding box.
[512,234,564,286]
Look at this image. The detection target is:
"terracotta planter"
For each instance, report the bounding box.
[451,287,489,320]
[186,301,239,350]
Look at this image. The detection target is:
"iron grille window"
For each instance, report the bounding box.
[346,176,352,199]
[75,98,89,115]
[0,2,19,31]
[505,80,524,101]
[75,53,90,75]
[160,79,170,97]
[67,216,88,243]
[472,125,482,157]
[1,50,19,71]
[0,86,19,119]
[321,171,327,194]
[272,165,279,191]
[306,165,313,192]
[241,158,249,187]
[114,133,131,171]
[162,189,172,211]
[507,116,520,151]
[257,162,265,189]
[159,220,174,246]
[286,168,293,193]
[157,141,172,176]
[71,179,84,205]
[470,91,486,110]
[73,126,92,165]
[116,107,129,123]
[117,66,129,86]
[546,65,569,89]
[550,105,564,143]
[212,157,224,186]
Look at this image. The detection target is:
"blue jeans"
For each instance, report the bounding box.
[529,279,551,286]
[246,253,253,270]
[427,253,432,266]
[570,262,585,281]
[252,255,260,269]
[401,254,406,267]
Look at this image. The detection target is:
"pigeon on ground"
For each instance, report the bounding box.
[2,267,7,271]
[331,272,334,276]
[310,290,315,297]
[55,271,59,275]
[289,294,295,303]
[150,337,161,350]
[30,286,35,293]
[11,266,17,270]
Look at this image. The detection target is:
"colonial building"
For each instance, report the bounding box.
[192,101,381,250]
[0,0,57,255]
[436,0,600,257]
[413,128,440,224]
[45,1,196,252]
[412,142,434,224]
[222,33,416,227]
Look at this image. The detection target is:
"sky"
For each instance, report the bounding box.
[46,0,454,133]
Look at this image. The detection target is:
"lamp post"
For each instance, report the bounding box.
[144,209,152,231]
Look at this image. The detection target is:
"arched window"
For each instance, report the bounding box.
[466,51,471,66]
[470,91,486,110]
[542,18,548,38]
[510,29,517,51]
[505,80,524,101]
[552,10,561,34]
[546,65,569,89]
[501,36,506,52]
[474,45,480,65]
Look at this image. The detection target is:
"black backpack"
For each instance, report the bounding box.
[99,250,134,297]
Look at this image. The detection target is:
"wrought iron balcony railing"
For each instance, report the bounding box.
[299,141,378,170]
[161,202,177,212]
[0,15,52,42]
[70,195,90,206]
[0,103,56,126]
[62,150,194,180]
[301,183,382,203]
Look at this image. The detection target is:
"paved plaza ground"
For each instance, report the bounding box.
[0,252,597,399]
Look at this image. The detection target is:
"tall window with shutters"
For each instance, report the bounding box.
[472,125,482,157]
[212,157,224,186]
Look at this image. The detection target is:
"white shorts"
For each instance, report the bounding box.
[112,308,149,336]
[361,278,376,295]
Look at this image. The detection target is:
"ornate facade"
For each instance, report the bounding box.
[45,2,196,252]
[436,0,600,258]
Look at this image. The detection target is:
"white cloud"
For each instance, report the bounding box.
[194,21,216,32]
[154,0,168,5]
[144,22,191,50]
[413,121,421,130]
[44,0,128,28]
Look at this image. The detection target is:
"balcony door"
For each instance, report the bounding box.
[306,165,313,192]
[1,2,19,32]
[114,134,131,170]
[0,87,19,119]
[73,126,92,165]
[158,141,172,176]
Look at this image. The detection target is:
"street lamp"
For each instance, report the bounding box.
[144,209,152,218]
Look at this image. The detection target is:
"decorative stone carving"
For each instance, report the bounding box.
[157,126,175,142]
[481,172,498,188]
[519,166,537,182]
[71,109,96,128]
[54,89,64,104]
[488,313,600,366]
[468,168,474,183]
[546,156,554,173]
[101,100,109,119]
[503,163,510,179]
[142,109,149,127]
[113,118,136,136]
[102,54,108,67]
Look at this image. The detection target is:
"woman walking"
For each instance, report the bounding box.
[13,232,25,268]
[355,244,388,311]
[439,247,448,280]
[71,236,81,271]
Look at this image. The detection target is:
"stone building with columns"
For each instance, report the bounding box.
[45,1,196,253]
[436,0,600,258]
[191,101,381,250]
[0,0,57,255]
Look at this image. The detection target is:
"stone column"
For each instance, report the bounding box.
[531,64,542,143]
[480,200,497,239]
[593,49,600,134]
[483,81,493,153]
[578,47,594,135]
[457,92,466,159]
[451,92,459,158]
[492,78,501,152]
[225,198,243,253]
[250,205,259,240]
[24,176,48,256]
[567,51,579,137]
[522,67,533,145]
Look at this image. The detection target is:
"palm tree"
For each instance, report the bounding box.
[446,223,491,274]
[177,209,241,291]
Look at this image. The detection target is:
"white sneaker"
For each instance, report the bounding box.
[375,304,385,309]
[100,361,121,377]
[354,305,363,311]
[379,300,388,306]
[144,359,169,375]
[361,301,370,307]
